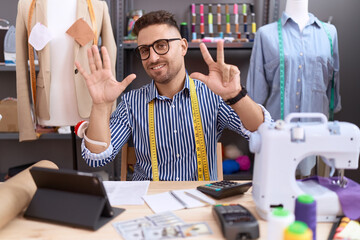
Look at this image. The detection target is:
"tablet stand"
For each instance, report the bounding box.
[24,188,124,230]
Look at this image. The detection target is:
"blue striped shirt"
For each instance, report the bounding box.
[82,73,272,181]
[246,12,341,121]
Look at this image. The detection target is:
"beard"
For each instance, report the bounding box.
[145,59,183,85]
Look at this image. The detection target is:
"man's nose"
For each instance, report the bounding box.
[148,47,160,62]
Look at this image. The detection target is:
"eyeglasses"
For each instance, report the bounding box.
[135,38,181,60]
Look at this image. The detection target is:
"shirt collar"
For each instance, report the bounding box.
[281,12,321,28]
[146,71,191,103]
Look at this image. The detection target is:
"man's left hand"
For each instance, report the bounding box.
[190,40,242,100]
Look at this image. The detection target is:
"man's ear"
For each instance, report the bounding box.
[181,38,188,56]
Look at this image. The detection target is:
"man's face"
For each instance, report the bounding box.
[137,24,187,85]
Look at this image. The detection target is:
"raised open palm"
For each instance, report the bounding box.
[75,45,136,105]
[189,41,241,100]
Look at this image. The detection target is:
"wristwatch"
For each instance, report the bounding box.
[225,85,248,105]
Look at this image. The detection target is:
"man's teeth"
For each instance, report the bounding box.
[152,65,164,70]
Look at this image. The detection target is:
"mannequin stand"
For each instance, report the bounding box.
[70,126,78,170]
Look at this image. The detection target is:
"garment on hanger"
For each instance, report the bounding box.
[246,12,341,121]
[15,0,117,142]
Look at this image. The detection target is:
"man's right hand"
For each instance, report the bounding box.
[75,45,136,106]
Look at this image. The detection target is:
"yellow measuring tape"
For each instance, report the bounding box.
[27,0,98,109]
[149,101,160,181]
[86,0,98,45]
[27,0,37,109]
[148,77,209,181]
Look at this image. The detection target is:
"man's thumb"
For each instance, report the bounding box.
[190,72,207,84]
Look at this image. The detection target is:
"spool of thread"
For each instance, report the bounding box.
[295,194,317,240]
[180,22,189,42]
[284,221,313,240]
[267,208,295,240]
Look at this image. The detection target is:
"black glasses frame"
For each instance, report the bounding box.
[134,38,181,60]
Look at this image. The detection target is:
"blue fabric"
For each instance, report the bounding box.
[223,159,240,174]
[246,12,341,121]
[82,73,272,181]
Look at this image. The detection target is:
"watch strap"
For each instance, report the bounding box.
[225,85,248,105]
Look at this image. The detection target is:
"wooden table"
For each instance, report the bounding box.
[0,181,332,239]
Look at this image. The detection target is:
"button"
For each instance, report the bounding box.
[177,153,180,158]
[296,105,299,109]
[176,177,180,181]
[299,65,302,69]
[171,104,175,108]
[297,78,301,82]
[74,69,78,74]
[174,130,177,134]
[296,92,299,95]
[300,52,303,56]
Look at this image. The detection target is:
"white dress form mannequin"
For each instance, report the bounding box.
[286,0,316,177]
[38,0,83,126]
[285,0,309,32]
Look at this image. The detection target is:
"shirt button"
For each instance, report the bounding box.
[300,52,303,56]
[171,105,175,108]
[174,130,177,134]
[296,105,299,109]
[296,92,299,95]
[299,65,302,69]
[177,153,180,158]
[297,79,301,82]
[176,177,180,181]
[74,69,78,74]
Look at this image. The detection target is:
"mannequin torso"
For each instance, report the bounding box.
[285,0,309,32]
[38,0,83,126]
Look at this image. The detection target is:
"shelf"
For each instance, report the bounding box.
[0,65,16,71]
[0,65,40,72]
[0,132,73,140]
[121,42,253,50]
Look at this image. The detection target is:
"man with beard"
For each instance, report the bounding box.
[75,10,272,181]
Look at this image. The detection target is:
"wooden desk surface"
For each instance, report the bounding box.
[0,181,332,240]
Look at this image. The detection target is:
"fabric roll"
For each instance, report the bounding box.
[0,160,58,229]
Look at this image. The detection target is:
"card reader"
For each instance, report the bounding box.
[213,204,259,240]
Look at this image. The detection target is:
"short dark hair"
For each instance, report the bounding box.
[133,10,179,36]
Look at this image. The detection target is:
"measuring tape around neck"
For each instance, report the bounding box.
[277,19,285,120]
[277,18,335,120]
[320,21,335,121]
[148,77,209,181]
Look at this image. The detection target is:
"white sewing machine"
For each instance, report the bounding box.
[250,113,360,222]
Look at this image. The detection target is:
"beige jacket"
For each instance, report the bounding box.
[16,0,117,141]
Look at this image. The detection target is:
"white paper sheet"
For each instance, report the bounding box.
[143,189,211,214]
[28,22,52,51]
[103,181,150,206]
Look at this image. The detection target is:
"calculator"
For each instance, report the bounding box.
[196,180,252,199]
[213,204,259,240]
